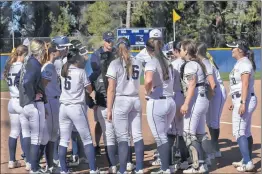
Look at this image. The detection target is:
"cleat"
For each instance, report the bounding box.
[232,159,243,168]
[151,169,171,174]
[183,164,208,173]
[90,169,100,174]
[25,162,31,171]
[8,161,21,169]
[236,161,254,172]
[126,162,135,171]
[109,166,117,173]
[150,158,161,166]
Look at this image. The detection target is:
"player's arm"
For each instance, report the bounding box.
[239,73,250,115]
[107,78,116,121]
[41,65,53,88]
[144,71,153,95]
[184,74,196,105]
[207,75,216,92]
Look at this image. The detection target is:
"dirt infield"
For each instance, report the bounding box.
[1,81,261,173]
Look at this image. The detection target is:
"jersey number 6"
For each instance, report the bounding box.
[127,65,139,80]
[64,76,72,90]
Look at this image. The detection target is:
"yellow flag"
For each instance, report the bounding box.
[173,9,181,22]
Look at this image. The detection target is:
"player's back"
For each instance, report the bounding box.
[7,62,23,98]
[107,57,142,96]
[60,65,90,105]
[171,58,184,92]
[41,62,61,98]
[145,58,174,98]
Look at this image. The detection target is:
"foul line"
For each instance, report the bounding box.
[1,98,261,129]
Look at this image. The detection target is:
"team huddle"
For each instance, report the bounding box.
[4,29,257,174]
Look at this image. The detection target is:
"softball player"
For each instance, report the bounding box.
[227,40,257,172]
[196,43,227,160]
[4,45,28,169]
[15,40,47,173]
[106,37,144,174]
[144,38,176,173]
[169,41,190,170]
[52,36,72,165]
[38,42,61,172]
[179,40,209,173]
[58,48,98,173]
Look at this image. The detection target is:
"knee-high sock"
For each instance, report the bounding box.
[71,132,78,156]
[59,145,68,172]
[20,133,25,157]
[105,146,112,167]
[106,145,117,166]
[84,144,96,171]
[127,146,132,163]
[46,141,54,167]
[237,136,250,164]
[23,137,31,163]
[134,140,144,171]
[8,137,17,161]
[118,142,128,173]
[53,138,59,161]
[179,136,189,162]
[38,145,45,163]
[77,138,86,159]
[247,136,253,160]
[158,142,170,171]
[30,144,40,172]
[167,135,175,165]
[208,127,215,153]
[213,128,220,151]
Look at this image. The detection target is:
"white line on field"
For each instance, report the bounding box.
[1,98,261,129]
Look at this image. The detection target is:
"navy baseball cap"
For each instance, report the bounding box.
[103,31,115,42]
[52,36,72,50]
[226,39,250,53]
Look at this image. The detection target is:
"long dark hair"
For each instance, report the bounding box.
[116,37,132,77]
[196,42,219,70]
[61,48,83,77]
[181,40,207,75]
[246,50,256,71]
[146,38,170,80]
[4,45,28,80]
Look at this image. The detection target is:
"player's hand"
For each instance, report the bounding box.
[35,93,43,100]
[180,103,189,115]
[107,110,112,122]
[238,104,246,116]
[228,104,234,111]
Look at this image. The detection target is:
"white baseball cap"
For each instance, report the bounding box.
[149,29,162,38]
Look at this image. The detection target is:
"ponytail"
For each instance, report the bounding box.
[4,45,28,80]
[61,48,81,77]
[247,50,256,71]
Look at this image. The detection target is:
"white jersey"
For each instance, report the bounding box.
[145,57,174,98]
[135,48,152,65]
[54,58,63,77]
[60,65,91,105]
[171,58,185,92]
[41,62,61,98]
[7,62,23,98]
[202,58,223,85]
[229,57,255,95]
[106,57,142,96]
[182,61,206,94]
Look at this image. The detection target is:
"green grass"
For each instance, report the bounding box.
[1,80,8,92]
[220,72,261,81]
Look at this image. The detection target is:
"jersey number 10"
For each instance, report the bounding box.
[64,76,72,90]
[127,65,139,80]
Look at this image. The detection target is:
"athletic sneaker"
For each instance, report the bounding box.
[8,161,21,169]
[232,159,243,168]
[183,164,208,173]
[126,162,135,171]
[237,161,255,172]
[25,162,31,171]
[60,171,71,174]
[109,166,117,173]
[150,158,161,166]
[214,151,222,158]
[150,169,171,174]
[53,159,60,167]
[29,169,44,174]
